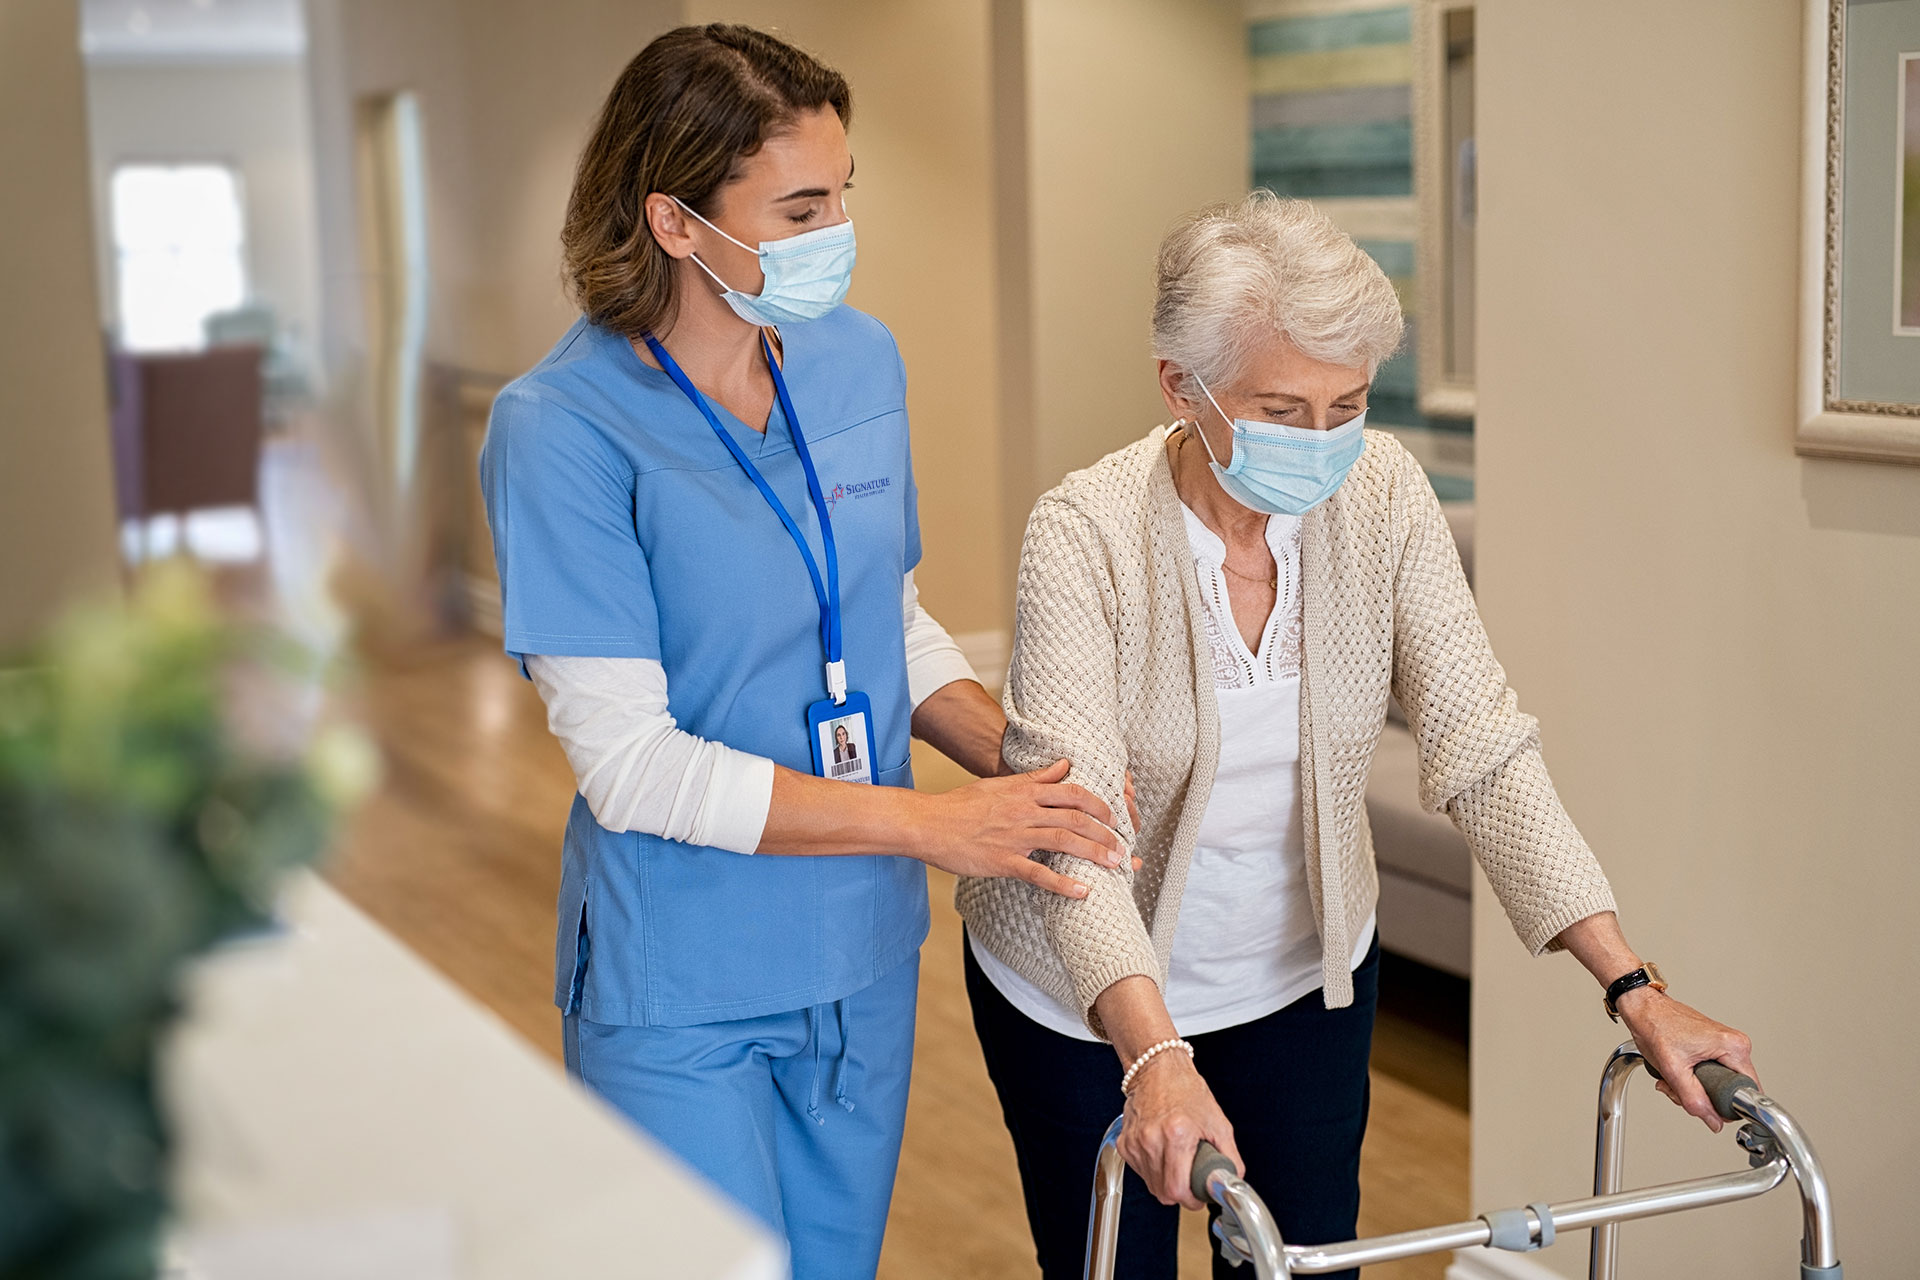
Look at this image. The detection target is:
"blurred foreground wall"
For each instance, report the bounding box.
[0,0,122,650]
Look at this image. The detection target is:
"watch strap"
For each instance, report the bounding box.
[1603,963,1666,1021]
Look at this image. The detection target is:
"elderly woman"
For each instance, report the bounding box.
[956,192,1759,1279]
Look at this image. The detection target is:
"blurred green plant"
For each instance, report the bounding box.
[0,563,374,1280]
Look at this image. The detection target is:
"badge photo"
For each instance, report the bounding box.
[808,692,875,785]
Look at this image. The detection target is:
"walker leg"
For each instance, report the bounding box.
[1588,1042,1642,1280]
[1084,1115,1127,1280]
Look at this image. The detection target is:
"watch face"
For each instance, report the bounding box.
[1643,962,1664,986]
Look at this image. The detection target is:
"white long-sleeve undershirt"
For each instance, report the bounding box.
[526,571,978,854]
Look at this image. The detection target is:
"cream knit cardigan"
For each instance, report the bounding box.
[957,426,1617,1038]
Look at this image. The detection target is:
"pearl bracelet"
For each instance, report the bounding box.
[1120,1037,1195,1096]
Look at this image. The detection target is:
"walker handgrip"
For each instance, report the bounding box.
[1643,1058,1757,1121]
[1692,1062,1758,1120]
[1190,1141,1237,1203]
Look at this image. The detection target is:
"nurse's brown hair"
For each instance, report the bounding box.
[562,24,851,339]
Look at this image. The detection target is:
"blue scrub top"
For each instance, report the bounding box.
[479,307,931,1027]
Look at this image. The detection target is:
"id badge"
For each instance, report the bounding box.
[808,690,876,784]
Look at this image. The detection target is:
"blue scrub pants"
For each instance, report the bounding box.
[564,956,920,1279]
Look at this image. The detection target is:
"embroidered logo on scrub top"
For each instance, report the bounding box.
[826,476,893,512]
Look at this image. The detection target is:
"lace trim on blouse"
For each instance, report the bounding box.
[1180,504,1303,691]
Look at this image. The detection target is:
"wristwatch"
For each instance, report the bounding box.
[1603,963,1667,1022]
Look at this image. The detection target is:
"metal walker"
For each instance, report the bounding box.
[1085,1043,1841,1279]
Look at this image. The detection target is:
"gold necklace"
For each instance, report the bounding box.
[1219,560,1277,590]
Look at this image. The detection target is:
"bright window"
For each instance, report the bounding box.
[111,163,247,352]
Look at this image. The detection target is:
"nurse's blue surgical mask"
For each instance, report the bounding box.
[1188,369,1367,516]
[672,195,856,326]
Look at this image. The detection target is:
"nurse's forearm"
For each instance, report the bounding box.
[756,759,1123,898]
[757,765,938,857]
[909,679,1010,779]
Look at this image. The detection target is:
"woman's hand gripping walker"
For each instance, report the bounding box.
[1085,1046,1841,1280]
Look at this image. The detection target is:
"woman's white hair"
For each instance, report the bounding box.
[1152,190,1405,400]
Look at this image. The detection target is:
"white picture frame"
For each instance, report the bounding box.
[1796,0,1920,465]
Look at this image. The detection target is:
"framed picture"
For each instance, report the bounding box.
[1797,0,1920,464]
[1413,1,1475,420]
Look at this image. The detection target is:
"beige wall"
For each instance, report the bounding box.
[0,0,121,649]
[306,0,680,378]
[455,1,686,377]
[1011,0,1248,512]
[683,0,1008,633]
[83,61,324,384]
[677,0,1247,635]
[1470,2,1920,1275]
[305,0,482,375]
[300,0,677,601]
[997,0,1247,602]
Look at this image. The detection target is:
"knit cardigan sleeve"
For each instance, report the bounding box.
[1001,496,1160,1033]
[1386,449,1617,954]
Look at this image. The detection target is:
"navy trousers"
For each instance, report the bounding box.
[965,935,1379,1280]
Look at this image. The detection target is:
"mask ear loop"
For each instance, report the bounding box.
[670,195,764,256]
[669,194,764,299]
[685,250,736,297]
[1186,369,1232,470]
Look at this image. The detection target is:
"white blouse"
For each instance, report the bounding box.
[970,502,1373,1040]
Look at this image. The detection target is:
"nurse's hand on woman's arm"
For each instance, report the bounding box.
[910,678,1144,858]
[760,759,1123,897]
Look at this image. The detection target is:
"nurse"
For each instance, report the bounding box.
[478,23,1123,1278]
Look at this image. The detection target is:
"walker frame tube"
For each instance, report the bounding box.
[1083,1046,1841,1279]
[1589,1042,1839,1280]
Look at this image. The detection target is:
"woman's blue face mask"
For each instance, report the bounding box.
[1189,370,1367,516]
[674,196,856,327]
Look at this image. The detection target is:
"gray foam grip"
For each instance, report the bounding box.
[1693,1062,1758,1120]
[1800,1266,1843,1279]
[1642,1058,1757,1122]
[1190,1141,1237,1203]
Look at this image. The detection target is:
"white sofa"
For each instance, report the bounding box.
[1366,502,1475,978]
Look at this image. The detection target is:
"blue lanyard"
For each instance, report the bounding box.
[643,331,848,703]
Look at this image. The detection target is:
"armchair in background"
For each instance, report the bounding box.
[108,345,265,535]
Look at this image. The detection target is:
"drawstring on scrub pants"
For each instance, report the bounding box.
[804,994,857,1124]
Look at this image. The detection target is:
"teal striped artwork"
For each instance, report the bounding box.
[1253,119,1413,194]
[1248,6,1411,55]
[1250,5,1413,198]
[1248,0,1472,474]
